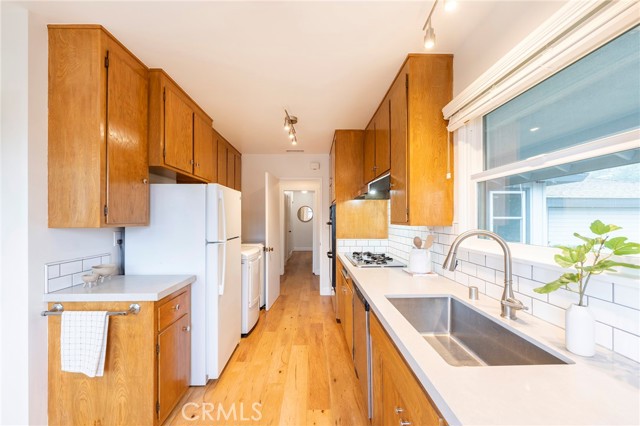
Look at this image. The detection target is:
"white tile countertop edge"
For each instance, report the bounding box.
[339,254,640,426]
[42,275,196,302]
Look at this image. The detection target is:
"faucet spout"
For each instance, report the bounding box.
[442,230,527,320]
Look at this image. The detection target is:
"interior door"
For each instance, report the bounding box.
[265,172,281,310]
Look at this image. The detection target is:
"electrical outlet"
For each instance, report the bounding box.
[113,231,122,247]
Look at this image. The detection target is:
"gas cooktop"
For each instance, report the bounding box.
[346,251,405,268]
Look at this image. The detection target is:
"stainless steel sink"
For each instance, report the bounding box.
[387,296,572,367]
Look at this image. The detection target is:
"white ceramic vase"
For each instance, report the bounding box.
[565,304,596,356]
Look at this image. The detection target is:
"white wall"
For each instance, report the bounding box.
[290,191,314,250]
[452,1,565,95]
[241,154,330,292]
[1,6,121,424]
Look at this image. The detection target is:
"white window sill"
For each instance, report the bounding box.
[455,238,640,289]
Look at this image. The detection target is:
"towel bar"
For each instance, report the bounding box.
[41,303,141,317]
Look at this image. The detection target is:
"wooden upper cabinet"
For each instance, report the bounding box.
[234,152,242,191]
[375,99,391,178]
[193,113,216,182]
[389,64,409,225]
[332,130,388,239]
[390,55,453,226]
[330,142,336,203]
[148,69,216,183]
[216,133,228,187]
[164,83,194,174]
[363,101,391,185]
[214,130,241,190]
[363,121,376,184]
[48,25,149,228]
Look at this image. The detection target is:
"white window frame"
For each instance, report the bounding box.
[488,190,526,243]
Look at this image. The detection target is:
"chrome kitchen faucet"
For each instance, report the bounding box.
[443,230,528,320]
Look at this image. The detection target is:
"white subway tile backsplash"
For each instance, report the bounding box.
[467,252,486,266]
[532,299,565,328]
[485,255,504,272]
[45,253,111,294]
[513,292,533,311]
[82,256,102,271]
[584,281,613,303]
[460,261,477,277]
[614,284,640,310]
[532,265,562,284]
[454,271,469,286]
[48,275,73,293]
[468,276,487,294]
[512,262,533,280]
[476,265,496,284]
[47,264,60,279]
[517,277,548,302]
[548,288,581,309]
[60,260,82,276]
[485,282,504,301]
[589,298,640,336]
[595,322,614,350]
[613,329,640,363]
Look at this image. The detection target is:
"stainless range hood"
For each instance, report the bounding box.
[354,173,390,200]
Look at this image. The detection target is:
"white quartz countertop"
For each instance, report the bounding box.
[338,254,640,426]
[43,275,196,302]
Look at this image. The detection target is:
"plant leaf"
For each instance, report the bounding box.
[600,260,640,270]
[604,236,628,250]
[573,232,594,244]
[554,254,575,268]
[590,220,621,235]
[534,273,579,294]
[613,242,640,256]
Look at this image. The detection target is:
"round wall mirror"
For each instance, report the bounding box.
[297,206,313,222]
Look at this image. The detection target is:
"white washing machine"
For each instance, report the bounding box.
[241,244,263,334]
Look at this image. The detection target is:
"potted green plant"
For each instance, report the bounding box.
[534,220,640,356]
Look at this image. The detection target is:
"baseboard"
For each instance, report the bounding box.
[319,285,332,296]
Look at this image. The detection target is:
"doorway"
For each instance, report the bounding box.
[284,190,315,271]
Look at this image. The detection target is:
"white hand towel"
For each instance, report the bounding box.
[61,311,109,378]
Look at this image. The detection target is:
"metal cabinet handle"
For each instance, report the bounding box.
[174,304,180,311]
[142,178,148,184]
[395,407,404,414]
[182,325,191,332]
[399,421,411,426]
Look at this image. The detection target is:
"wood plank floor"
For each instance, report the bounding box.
[164,251,369,426]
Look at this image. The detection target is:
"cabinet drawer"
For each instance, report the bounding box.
[158,290,190,331]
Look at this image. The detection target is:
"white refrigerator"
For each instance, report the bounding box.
[125,183,241,385]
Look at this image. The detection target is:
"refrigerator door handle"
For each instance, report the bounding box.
[219,189,227,242]
[219,242,227,295]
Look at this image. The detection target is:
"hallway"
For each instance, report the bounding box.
[165,251,369,425]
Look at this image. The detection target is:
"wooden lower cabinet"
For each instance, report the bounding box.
[371,312,447,426]
[47,286,191,426]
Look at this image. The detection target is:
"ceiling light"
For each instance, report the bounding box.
[284,109,300,146]
[444,0,457,12]
[530,127,540,132]
[424,24,436,49]
[422,0,458,50]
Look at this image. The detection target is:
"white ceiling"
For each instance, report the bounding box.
[21,1,564,154]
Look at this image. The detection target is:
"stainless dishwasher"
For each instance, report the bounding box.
[353,282,372,419]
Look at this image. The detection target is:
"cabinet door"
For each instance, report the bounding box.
[344,283,354,357]
[374,99,391,178]
[390,69,409,224]
[164,84,194,174]
[226,149,235,189]
[363,121,376,184]
[234,153,242,191]
[193,114,216,182]
[105,41,149,226]
[217,136,228,186]
[330,140,336,202]
[158,314,190,424]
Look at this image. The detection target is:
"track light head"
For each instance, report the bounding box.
[444,0,457,12]
[424,25,436,49]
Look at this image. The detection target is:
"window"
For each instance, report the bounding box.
[478,26,640,246]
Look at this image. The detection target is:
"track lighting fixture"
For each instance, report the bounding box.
[283,109,299,146]
[422,0,457,50]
